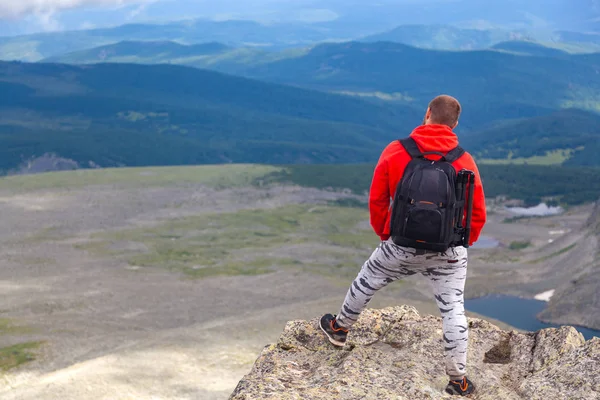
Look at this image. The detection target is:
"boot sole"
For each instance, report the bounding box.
[445,386,475,396]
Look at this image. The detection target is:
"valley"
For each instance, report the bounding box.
[2,46,600,173]
[0,165,597,399]
[0,2,599,399]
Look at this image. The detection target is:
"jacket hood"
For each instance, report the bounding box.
[409,124,459,153]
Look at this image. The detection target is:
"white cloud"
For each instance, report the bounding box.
[0,0,153,20]
[35,11,63,30]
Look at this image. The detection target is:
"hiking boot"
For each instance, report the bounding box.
[445,377,475,396]
[319,314,348,347]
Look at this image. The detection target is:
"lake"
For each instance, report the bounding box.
[465,295,600,340]
[470,235,500,249]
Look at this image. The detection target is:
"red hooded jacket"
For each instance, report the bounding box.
[369,124,487,246]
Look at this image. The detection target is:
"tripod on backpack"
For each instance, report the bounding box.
[454,169,476,249]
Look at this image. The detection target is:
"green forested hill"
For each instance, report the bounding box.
[459,109,600,166]
[238,42,600,127]
[0,61,420,172]
[43,40,600,131]
[2,38,600,172]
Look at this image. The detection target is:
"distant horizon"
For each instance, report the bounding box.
[0,0,597,37]
[0,18,594,41]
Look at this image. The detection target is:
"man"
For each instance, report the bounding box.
[320,95,487,396]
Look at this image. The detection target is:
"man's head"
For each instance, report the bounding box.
[423,95,461,129]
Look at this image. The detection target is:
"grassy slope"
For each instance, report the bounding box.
[4,163,595,284]
[0,342,42,373]
[0,165,377,280]
[0,318,41,373]
[2,162,597,206]
[78,204,376,279]
[0,164,279,192]
[2,163,596,283]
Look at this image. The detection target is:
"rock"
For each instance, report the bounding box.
[531,326,585,372]
[537,199,600,331]
[230,306,600,400]
[10,153,80,175]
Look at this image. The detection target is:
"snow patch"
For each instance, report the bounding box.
[507,203,563,217]
[534,289,555,302]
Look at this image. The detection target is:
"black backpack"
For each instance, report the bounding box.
[390,137,472,252]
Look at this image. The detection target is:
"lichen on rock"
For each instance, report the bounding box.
[230,306,600,400]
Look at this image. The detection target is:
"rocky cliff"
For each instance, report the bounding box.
[538,199,600,330]
[230,306,600,400]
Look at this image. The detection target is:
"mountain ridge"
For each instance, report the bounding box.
[3,50,600,170]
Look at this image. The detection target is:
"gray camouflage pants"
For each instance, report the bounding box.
[336,239,469,380]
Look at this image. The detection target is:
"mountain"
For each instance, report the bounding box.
[361,25,534,50]
[43,38,600,76]
[4,42,600,172]
[234,41,600,129]
[0,61,421,172]
[0,19,339,62]
[460,109,600,166]
[34,41,600,168]
[362,25,600,53]
[3,0,600,62]
[555,31,600,45]
[3,0,597,38]
[41,40,302,75]
[317,0,599,36]
[539,201,600,331]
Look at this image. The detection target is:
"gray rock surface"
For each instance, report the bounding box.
[230,306,600,399]
[538,199,600,330]
[10,153,80,174]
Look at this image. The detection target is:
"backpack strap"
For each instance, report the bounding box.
[400,137,466,162]
[399,138,423,158]
[444,146,466,163]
